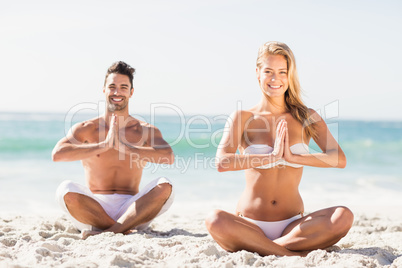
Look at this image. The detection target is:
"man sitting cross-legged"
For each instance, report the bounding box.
[52,61,174,238]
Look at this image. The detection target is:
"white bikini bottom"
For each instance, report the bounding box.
[240,214,302,240]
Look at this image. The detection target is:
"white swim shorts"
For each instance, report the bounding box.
[55,177,174,231]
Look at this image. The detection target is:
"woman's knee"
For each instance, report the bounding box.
[331,206,354,235]
[205,209,230,234]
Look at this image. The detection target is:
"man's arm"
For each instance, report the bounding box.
[52,117,116,162]
[117,124,174,165]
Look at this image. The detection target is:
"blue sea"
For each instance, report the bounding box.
[1,112,401,217]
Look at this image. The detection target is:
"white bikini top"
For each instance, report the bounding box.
[243,143,309,169]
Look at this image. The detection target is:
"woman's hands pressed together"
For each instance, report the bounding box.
[272,119,294,163]
[272,119,285,157]
[283,121,294,162]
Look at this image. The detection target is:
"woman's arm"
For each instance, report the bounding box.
[283,109,346,168]
[215,111,285,172]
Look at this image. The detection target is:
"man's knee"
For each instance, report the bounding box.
[63,192,84,209]
[155,183,173,202]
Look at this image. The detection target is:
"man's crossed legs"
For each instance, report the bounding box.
[56,177,174,238]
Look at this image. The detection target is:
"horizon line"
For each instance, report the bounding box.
[0,110,401,122]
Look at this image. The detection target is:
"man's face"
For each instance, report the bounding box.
[103,73,133,112]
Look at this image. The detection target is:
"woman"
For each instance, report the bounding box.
[205,41,354,256]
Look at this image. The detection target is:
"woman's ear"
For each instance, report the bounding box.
[256,67,260,82]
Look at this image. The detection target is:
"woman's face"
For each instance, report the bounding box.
[256,54,289,98]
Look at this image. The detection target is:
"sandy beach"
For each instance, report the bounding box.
[1,0,402,265]
[1,115,402,267]
[1,204,401,268]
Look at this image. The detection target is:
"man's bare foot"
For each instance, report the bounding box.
[81,229,102,240]
[123,229,137,235]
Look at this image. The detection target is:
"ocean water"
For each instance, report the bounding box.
[0,112,401,217]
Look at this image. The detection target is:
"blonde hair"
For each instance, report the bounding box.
[256,41,317,139]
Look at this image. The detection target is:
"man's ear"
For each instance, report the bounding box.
[103,87,106,94]
[129,87,134,98]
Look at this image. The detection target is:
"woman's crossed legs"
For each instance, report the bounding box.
[205,206,353,256]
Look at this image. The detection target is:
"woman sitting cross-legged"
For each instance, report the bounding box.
[205,41,354,257]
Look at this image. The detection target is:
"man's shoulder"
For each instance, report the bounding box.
[72,117,100,134]
[127,116,157,130]
[126,116,164,143]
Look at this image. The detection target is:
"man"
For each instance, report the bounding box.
[52,61,174,238]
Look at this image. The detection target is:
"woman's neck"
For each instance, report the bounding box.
[258,95,287,115]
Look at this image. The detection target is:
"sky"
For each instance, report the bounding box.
[1,0,401,120]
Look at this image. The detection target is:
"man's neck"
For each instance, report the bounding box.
[104,110,130,126]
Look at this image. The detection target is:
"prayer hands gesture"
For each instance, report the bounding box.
[273,119,293,161]
[104,114,120,150]
[272,119,286,157]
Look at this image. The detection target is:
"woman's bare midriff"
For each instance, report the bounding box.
[236,167,304,221]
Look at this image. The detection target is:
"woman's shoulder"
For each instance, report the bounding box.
[228,109,255,123]
[307,108,318,115]
[307,108,324,124]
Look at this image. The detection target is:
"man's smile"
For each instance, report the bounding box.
[110,97,124,103]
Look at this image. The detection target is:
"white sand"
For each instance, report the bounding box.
[1,206,401,268]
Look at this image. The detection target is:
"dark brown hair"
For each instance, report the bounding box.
[104,61,136,89]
